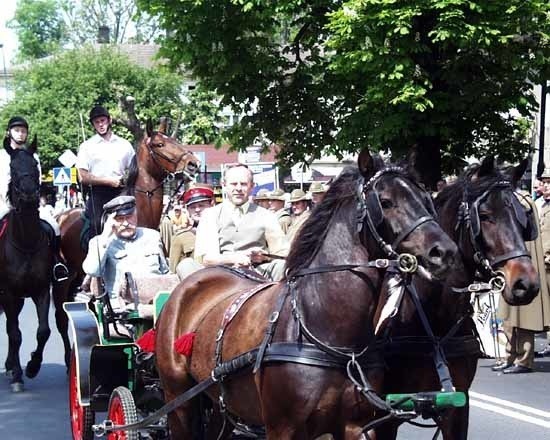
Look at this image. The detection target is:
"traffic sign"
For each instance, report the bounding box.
[53,167,72,186]
[58,150,77,168]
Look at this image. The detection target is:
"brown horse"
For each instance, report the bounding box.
[155,148,458,439]
[375,157,540,439]
[0,139,54,392]
[52,122,199,369]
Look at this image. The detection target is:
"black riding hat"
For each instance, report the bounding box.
[89,105,110,122]
[7,116,29,130]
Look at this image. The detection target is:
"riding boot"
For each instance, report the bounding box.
[52,235,69,282]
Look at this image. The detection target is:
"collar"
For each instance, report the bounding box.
[224,200,250,214]
[91,132,120,144]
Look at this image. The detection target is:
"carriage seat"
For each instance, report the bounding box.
[119,273,180,319]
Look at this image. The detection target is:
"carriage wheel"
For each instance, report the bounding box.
[107,386,139,440]
[69,348,95,440]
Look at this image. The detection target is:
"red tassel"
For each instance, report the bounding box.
[136,328,156,353]
[174,332,196,356]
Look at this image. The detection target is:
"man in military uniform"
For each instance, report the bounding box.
[265,189,291,233]
[194,164,288,281]
[82,195,168,314]
[286,188,310,243]
[308,182,327,207]
[254,188,271,209]
[172,185,215,278]
[534,170,550,357]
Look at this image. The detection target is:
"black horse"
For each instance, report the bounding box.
[0,138,54,392]
[376,157,540,439]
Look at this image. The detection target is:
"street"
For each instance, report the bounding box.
[0,300,549,439]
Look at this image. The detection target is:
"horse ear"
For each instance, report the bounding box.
[474,156,495,179]
[358,148,377,179]
[510,159,528,186]
[146,119,154,137]
[158,117,168,135]
[28,135,38,154]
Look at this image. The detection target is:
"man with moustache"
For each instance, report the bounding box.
[194,163,288,281]
[82,195,168,312]
[76,105,135,239]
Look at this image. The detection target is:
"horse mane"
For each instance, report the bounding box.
[125,154,139,195]
[435,163,508,211]
[285,166,362,276]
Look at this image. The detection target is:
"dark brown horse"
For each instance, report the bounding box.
[52,121,199,369]
[0,139,54,392]
[155,148,458,439]
[376,157,540,439]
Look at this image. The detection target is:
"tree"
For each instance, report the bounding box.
[8,0,66,60]
[0,46,185,171]
[61,0,160,45]
[137,0,550,187]
[178,85,226,145]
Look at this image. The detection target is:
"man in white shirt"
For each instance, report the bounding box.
[195,164,289,281]
[76,105,135,239]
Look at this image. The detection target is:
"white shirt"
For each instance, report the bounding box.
[76,133,135,179]
[0,148,41,210]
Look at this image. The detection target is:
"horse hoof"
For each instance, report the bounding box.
[11,382,24,393]
[25,361,41,379]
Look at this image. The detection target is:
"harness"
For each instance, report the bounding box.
[92,167,460,437]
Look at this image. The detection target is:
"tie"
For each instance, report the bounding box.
[233,206,243,227]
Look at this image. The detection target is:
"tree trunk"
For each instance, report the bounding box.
[414,137,442,191]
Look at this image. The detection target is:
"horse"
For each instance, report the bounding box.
[0,138,55,392]
[375,157,540,440]
[52,120,200,370]
[154,147,458,440]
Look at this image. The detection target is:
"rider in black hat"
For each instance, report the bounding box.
[1,116,69,281]
[76,104,135,242]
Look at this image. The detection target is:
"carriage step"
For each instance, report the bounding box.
[386,391,466,412]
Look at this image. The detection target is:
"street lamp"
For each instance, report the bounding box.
[0,43,7,103]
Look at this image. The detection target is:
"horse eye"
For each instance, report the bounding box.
[479,212,492,221]
[380,199,393,209]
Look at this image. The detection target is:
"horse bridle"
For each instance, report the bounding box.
[458,180,532,280]
[359,167,439,262]
[146,133,196,180]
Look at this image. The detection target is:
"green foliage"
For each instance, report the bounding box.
[8,0,66,60]
[0,46,184,171]
[179,85,227,145]
[138,0,550,180]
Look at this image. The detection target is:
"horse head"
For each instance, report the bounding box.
[143,119,199,180]
[7,136,40,210]
[436,156,539,306]
[358,149,457,280]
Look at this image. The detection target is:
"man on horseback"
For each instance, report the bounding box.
[76,105,135,240]
[1,116,69,281]
[81,195,169,314]
[194,163,289,281]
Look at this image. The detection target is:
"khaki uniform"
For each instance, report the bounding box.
[287,211,310,244]
[276,208,292,234]
[498,195,550,368]
[169,228,196,273]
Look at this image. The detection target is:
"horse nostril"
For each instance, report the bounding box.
[428,245,443,261]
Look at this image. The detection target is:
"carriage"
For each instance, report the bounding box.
[64,273,179,440]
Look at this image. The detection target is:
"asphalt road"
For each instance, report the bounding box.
[1,300,549,439]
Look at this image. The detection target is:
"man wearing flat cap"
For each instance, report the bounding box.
[82,195,168,312]
[286,188,310,243]
[171,185,215,277]
[266,189,291,234]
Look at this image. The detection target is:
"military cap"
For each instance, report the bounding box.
[540,169,550,181]
[309,182,327,194]
[289,189,308,202]
[254,188,270,201]
[266,189,286,201]
[182,184,214,207]
[103,195,136,216]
